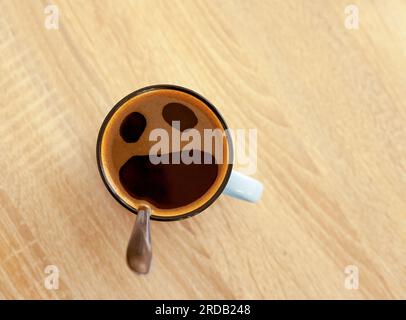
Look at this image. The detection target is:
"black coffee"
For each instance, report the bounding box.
[119,150,219,209]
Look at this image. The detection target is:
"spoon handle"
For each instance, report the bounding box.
[126,205,152,274]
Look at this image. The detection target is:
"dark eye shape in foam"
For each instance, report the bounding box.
[120,112,147,143]
[162,103,198,132]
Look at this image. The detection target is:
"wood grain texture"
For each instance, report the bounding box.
[0,0,405,299]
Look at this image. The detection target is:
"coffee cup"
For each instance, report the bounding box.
[96,84,263,273]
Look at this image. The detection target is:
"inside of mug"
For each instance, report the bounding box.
[98,87,232,219]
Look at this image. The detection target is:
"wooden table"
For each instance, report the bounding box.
[0,0,405,299]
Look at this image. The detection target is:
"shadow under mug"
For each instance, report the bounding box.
[96,84,263,273]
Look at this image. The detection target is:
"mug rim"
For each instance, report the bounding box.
[96,84,234,221]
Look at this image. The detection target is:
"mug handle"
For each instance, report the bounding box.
[126,205,152,274]
[223,171,263,203]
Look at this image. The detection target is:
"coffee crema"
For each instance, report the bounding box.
[99,88,231,219]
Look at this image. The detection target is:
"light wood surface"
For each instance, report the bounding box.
[0,0,405,299]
